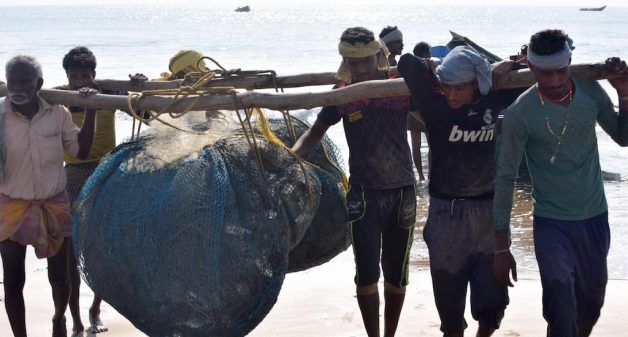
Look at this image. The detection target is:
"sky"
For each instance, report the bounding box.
[0,0,624,7]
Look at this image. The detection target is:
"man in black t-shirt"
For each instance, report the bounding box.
[397,46,522,337]
[292,27,416,337]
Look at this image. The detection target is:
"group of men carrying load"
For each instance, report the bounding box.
[0,25,627,337]
[293,26,627,337]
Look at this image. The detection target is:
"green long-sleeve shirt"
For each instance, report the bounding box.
[494,79,628,230]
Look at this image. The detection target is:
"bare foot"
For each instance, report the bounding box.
[87,309,108,333]
[71,316,84,337]
[52,316,67,337]
[71,325,85,337]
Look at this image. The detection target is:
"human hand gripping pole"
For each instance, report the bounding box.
[493,229,518,287]
[129,73,148,88]
[605,57,628,106]
[127,73,152,122]
[490,60,516,91]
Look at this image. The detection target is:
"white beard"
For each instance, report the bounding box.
[8,93,31,105]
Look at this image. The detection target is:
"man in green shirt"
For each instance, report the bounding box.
[493,29,628,337]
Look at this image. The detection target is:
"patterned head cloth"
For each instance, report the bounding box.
[436,46,492,95]
[527,41,573,70]
[336,39,390,84]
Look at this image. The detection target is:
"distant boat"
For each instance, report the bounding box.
[235,6,250,12]
[447,30,503,64]
[579,5,607,11]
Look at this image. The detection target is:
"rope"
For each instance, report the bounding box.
[126,70,267,170]
[243,108,315,198]
[126,71,231,136]
[248,108,348,194]
[125,57,348,191]
[289,117,349,193]
[199,56,279,79]
[267,73,298,145]
[232,99,266,172]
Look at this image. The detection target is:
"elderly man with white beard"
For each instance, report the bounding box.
[0,55,96,337]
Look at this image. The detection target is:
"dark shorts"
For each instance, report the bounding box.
[65,163,99,205]
[347,184,416,287]
[423,197,508,334]
[534,212,610,337]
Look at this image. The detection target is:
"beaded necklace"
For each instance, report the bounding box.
[537,81,573,164]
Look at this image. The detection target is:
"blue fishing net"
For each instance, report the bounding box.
[72,112,348,337]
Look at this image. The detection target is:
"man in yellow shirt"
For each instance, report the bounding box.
[59,46,145,336]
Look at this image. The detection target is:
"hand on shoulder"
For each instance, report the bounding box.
[491,60,516,91]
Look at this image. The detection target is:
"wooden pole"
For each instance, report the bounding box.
[498,63,622,89]
[94,63,622,92]
[0,79,409,112]
[95,72,339,92]
[0,63,622,112]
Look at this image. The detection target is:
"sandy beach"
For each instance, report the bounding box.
[2,250,627,337]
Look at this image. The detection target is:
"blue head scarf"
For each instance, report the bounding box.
[436,46,492,95]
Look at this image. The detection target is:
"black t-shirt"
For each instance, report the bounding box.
[398,53,524,199]
[317,82,415,190]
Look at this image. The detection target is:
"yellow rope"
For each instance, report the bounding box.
[288,117,349,193]
[126,71,232,137]
[125,59,348,192]
[126,70,267,170]
[249,108,348,193]
[269,74,298,145]
[263,73,343,195]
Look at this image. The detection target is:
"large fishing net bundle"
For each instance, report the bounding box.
[72,109,349,337]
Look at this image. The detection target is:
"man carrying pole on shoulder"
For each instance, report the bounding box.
[494,29,628,337]
[292,27,416,337]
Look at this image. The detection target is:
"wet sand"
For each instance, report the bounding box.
[1,250,627,337]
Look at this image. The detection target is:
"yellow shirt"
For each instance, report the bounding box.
[63,108,116,164]
[55,85,117,164]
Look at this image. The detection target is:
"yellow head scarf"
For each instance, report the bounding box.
[336,39,390,84]
[160,50,209,80]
